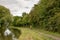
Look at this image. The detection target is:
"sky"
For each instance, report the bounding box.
[0,0,39,16]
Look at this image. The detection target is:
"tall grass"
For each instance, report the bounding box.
[18,27,54,40]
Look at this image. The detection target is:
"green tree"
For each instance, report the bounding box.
[29,0,60,33]
[0,5,21,40]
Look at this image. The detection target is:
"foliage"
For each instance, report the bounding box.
[13,0,60,33]
[0,5,22,40]
[29,0,60,33]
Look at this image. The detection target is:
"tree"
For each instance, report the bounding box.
[13,16,23,26]
[0,5,21,40]
[29,0,60,33]
[22,13,30,26]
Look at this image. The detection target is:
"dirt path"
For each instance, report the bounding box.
[39,32,60,40]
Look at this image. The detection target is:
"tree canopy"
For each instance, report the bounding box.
[13,0,60,33]
[0,5,21,40]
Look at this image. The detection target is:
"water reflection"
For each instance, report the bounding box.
[4,28,11,36]
[4,28,21,40]
[4,28,16,40]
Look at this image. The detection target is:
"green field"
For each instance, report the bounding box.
[17,27,54,40]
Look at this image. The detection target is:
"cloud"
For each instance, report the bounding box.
[0,0,39,16]
[0,0,18,5]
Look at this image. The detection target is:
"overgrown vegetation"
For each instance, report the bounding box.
[19,27,54,40]
[13,0,60,33]
[0,5,21,40]
[0,0,60,40]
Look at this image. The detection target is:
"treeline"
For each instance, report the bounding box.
[13,12,30,27]
[13,0,60,33]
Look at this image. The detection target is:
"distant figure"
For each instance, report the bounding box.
[30,25,32,29]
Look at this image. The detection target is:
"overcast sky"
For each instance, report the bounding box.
[0,0,39,16]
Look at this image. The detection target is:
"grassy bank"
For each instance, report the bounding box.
[33,28,60,37]
[18,27,54,40]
